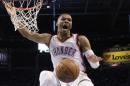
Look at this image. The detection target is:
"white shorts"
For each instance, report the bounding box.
[39,70,94,86]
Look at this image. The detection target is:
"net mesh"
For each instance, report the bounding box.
[3,0,43,32]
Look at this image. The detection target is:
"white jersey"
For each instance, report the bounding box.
[49,34,85,72]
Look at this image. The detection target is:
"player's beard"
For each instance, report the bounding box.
[58,28,70,37]
[60,29,69,36]
[62,29,69,34]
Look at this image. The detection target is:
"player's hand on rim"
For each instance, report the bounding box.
[3,1,16,16]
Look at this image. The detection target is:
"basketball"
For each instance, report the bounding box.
[55,58,80,83]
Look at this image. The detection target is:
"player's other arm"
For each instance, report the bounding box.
[78,35,102,69]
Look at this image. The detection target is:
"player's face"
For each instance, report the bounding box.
[57,14,72,33]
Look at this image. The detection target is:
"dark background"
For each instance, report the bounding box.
[0,0,130,86]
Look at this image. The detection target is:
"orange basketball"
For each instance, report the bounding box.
[55,58,80,83]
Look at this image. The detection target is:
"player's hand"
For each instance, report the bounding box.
[88,55,103,63]
[97,56,103,61]
[3,1,16,16]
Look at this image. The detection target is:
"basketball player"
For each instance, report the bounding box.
[4,3,102,86]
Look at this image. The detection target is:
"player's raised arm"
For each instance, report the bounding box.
[3,1,52,45]
[78,35,102,69]
[18,28,52,45]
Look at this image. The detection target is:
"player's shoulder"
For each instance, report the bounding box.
[76,34,89,41]
[71,33,89,44]
[72,33,86,38]
[76,34,90,47]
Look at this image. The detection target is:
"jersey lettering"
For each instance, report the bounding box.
[52,46,76,57]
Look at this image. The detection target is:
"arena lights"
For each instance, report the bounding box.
[0,49,8,65]
[0,52,8,65]
[38,43,49,53]
[46,5,50,8]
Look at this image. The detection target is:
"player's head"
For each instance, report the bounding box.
[56,13,72,34]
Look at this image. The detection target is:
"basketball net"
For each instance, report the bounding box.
[3,0,43,32]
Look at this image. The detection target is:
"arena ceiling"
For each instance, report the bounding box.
[41,0,130,15]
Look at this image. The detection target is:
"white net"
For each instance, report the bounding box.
[3,0,43,32]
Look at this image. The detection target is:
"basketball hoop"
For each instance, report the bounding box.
[2,0,44,32]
